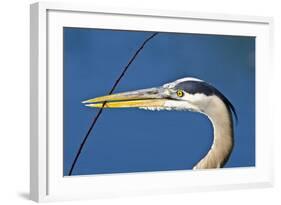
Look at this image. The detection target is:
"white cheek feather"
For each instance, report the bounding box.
[185,93,211,111]
[164,100,199,111]
[187,93,207,102]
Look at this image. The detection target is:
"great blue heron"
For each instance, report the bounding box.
[83,77,237,169]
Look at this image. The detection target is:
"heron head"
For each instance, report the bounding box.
[83,77,237,121]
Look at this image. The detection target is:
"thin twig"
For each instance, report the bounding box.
[68,32,159,176]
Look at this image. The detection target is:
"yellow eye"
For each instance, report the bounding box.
[177,89,184,97]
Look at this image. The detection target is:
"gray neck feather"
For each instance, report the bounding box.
[193,96,234,169]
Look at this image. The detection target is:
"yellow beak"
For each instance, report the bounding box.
[82,87,168,108]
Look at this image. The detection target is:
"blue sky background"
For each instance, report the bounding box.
[63,28,255,176]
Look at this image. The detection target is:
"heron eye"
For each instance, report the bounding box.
[177,89,184,97]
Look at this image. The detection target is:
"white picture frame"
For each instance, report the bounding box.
[30,2,274,202]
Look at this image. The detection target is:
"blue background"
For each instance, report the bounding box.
[63,28,255,176]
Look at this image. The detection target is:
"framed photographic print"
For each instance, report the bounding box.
[30,2,274,202]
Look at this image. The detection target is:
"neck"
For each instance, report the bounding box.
[193,96,234,169]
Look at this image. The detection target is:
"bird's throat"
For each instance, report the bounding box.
[193,96,234,169]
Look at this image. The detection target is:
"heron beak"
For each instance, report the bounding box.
[82,87,168,108]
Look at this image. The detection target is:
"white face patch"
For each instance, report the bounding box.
[185,93,207,102]
[183,93,212,112]
[163,100,200,112]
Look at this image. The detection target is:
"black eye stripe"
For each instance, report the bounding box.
[174,80,238,122]
[175,81,213,95]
